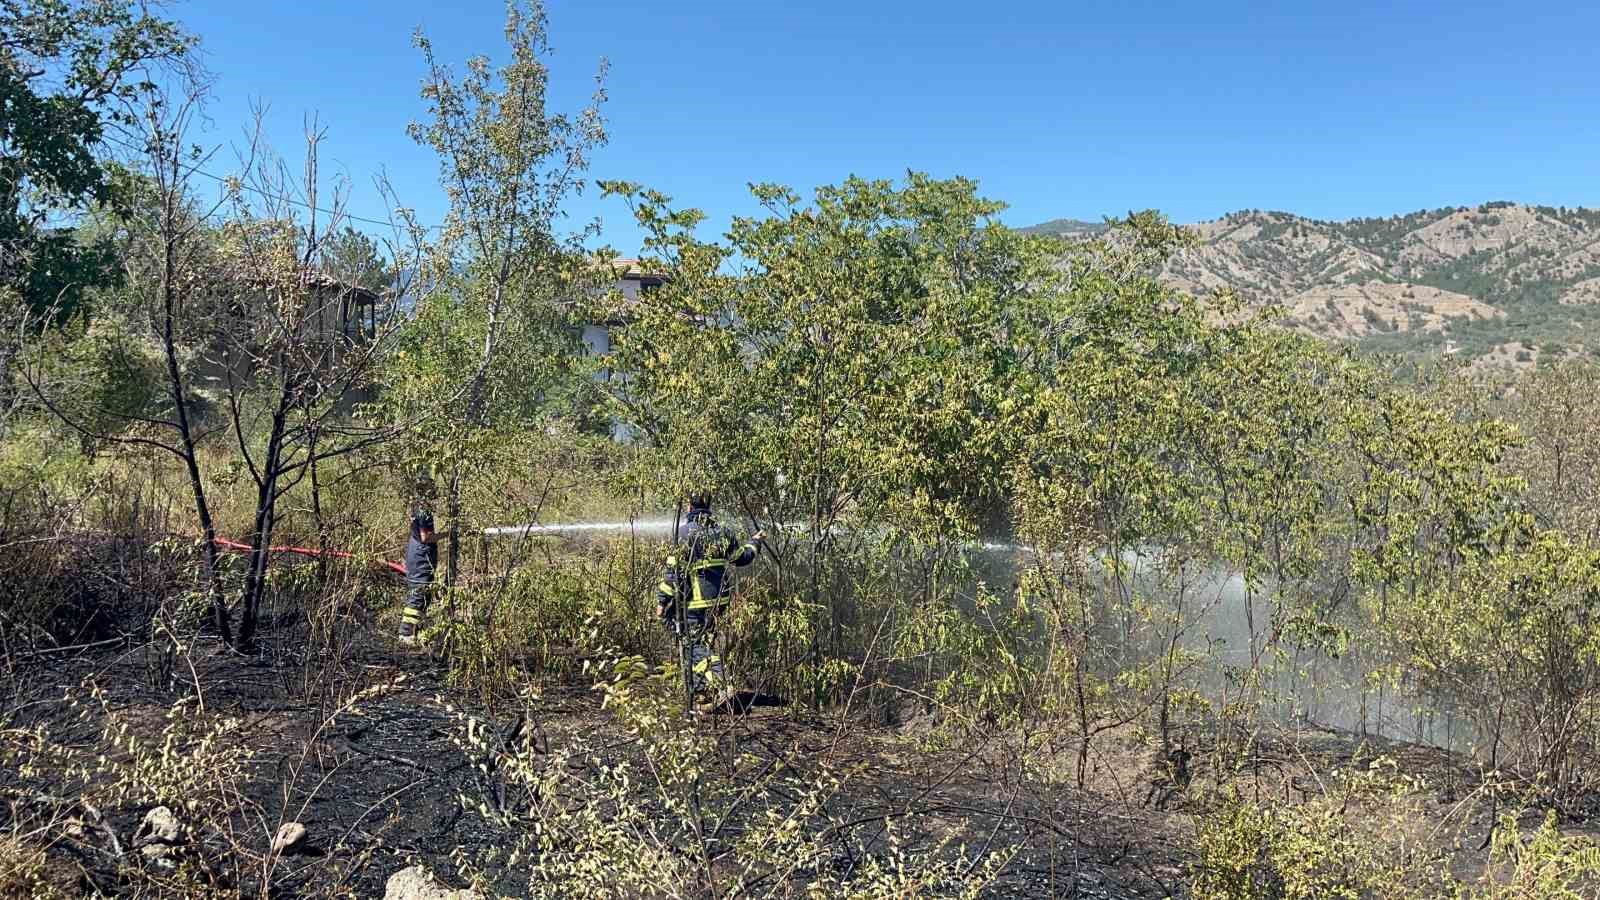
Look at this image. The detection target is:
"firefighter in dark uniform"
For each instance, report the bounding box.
[656,495,764,706]
[398,477,439,645]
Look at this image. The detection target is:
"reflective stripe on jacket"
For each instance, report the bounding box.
[656,512,759,611]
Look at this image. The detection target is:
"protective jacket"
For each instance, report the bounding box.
[405,507,437,584]
[657,510,760,615]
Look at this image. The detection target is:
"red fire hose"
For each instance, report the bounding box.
[211,537,407,577]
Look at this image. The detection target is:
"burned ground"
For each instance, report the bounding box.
[3,636,1173,897]
[2,614,1576,899]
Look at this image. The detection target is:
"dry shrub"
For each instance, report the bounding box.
[1472,811,1600,899]
[0,533,184,653]
[1,675,403,899]
[0,429,189,652]
[0,835,64,899]
[443,654,1016,898]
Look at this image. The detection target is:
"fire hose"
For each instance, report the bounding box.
[210,537,407,578]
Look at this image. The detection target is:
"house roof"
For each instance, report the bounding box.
[601,257,671,284]
[588,257,671,327]
[303,272,384,304]
[236,270,384,305]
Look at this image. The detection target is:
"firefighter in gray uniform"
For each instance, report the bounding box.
[656,495,764,705]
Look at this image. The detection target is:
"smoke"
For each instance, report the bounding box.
[487,518,1473,750]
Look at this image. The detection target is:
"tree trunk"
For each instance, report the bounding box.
[308,423,327,581]
[237,396,291,649]
[446,273,506,589]
[158,205,232,646]
[446,466,463,588]
[0,340,17,427]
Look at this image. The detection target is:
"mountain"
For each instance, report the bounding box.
[1025,203,1600,367]
[1016,218,1108,238]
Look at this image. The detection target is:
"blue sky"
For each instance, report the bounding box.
[176,0,1599,253]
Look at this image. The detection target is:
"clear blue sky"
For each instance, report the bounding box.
[177,0,1599,253]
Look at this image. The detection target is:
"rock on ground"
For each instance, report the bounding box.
[271,821,307,855]
[133,806,182,861]
[385,865,484,900]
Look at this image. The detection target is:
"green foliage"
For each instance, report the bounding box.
[1335,207,1459,250]
[1256,218,1294,242]
[1191,799,1600,900]
[892,576,1052,726]
[1380,532,1600,798]
[604,172,1053,535]
[434,535,659,706]
[0,0,192,324]
[599,173,1077,708]
[447,653,1016,898]
[1501,362,1600,537]
[385,0,610,586]
[1471,811,1600,899]
[320,225,390,293]
[32,311,164,446]
[13,8,1600,895]
[1191,786,1440,900]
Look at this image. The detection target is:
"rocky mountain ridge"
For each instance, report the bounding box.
[1026,202,1600,366]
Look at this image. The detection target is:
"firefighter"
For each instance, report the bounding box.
[656,495,765,708]
[398,476,439,646]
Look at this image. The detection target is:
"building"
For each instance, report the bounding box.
[583,258,668,442]
[195,272,387,403]
[580,257,667,359]
[299,272,385,346]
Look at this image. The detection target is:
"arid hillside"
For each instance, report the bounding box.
[1027,203,1600,366]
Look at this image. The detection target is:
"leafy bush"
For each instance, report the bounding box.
[1470,811,1600,899]
[432,537,658,705]
[1191,773,1442,899]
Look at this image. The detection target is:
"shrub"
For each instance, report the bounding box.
[433,537,659,706]
[0,432,185,650]
[447,654,1016,898]
[1468,811,1600,898]
[0,836,65,899]
[1190,773,1442,899]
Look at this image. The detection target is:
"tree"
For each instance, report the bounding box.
[216,119,417,650]
[320,226,388,292]
[393,0,608,588]
[23,72,236,641]
[23,90,422,651]
[603,174,1060,703]
[1,0,191,358]
[1503,362,1600,544]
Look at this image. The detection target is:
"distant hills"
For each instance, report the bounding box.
[1015,218,1109,238]
[1022,203,1600,367]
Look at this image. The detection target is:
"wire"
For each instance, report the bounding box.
[97,131,443,232]
[189,166,443,232]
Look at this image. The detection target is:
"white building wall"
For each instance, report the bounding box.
[581,323,611,357]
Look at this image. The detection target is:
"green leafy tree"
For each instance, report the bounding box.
[1008,213,1260,765]
[0,0,191,329]
[603,173,1061,702]
[1503,362,1600,543]
[320,225,388,292]
[20,72,238,641]
[388,0,608,588]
